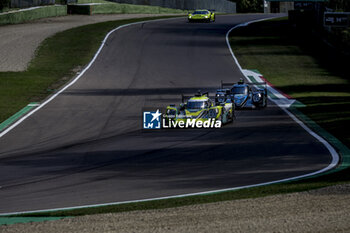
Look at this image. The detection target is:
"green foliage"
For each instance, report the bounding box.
[229,18,350,148]
[340,28,350,44]
[327,0,350,11]
[228,0,262,13]
[0,0,10,11]
[90,3,185,15]
[0,5,67,25]
[324,27,350,53]
[338,27,350,48]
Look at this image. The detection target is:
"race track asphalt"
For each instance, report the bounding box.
[0,14,333,213]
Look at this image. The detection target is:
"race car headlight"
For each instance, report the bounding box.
[205,15,209,18]
[189,15,192,18]
[253,93,261,102]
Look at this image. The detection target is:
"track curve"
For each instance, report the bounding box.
[0,14,334,213]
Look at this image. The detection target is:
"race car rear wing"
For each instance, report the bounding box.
[220,80,267,89]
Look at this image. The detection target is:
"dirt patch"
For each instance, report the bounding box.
[0,14,181,72]
[2,184,350,233]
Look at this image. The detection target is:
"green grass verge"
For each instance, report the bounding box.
[77,0,110,3]
[68,2,186,15]
[229,17,350,149]
[0,5,67,25]
[91,3,185,15]
[0,216,67,225]
[0,16,179,123]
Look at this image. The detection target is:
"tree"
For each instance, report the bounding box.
[0,0,10,10]
[327,0,350,11]
[228,0,263,13]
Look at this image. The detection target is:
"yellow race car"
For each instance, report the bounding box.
[188,9,215,23]
[165,91,234,128]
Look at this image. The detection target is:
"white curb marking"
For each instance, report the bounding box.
[243,69,296,108]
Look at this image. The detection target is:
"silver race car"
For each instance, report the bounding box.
[220,79,267,109]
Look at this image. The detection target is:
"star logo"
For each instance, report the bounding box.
[143,109,162,129]
[150,109,162,122]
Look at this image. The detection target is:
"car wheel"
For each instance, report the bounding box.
[263,97,267,108]
[217,115,222,123]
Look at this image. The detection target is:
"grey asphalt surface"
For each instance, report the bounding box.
[0,14,333,214]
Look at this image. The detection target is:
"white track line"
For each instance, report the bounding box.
[0,17,174,139]
[0,16,340,216]
[225,18,339,172]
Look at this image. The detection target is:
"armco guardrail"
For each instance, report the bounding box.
[108,0,236,13]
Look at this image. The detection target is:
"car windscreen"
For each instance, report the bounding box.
[187,100,206,109]
[193,11,208,15]
[232,86,248,95]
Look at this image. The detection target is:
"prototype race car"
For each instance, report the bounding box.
[188,9,215,23]
[215,88,233,105]
[165,91,234,125]
[221,79,268,109]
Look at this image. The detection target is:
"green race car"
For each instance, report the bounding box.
[165,91,234,128]
[188,9,215,23]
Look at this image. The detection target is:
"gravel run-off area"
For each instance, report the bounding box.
[0,14,181,72]
[1,184,350,232]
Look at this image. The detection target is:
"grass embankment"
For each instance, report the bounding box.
[70,0,186,15]
[0,7,20,13]
[0,16,178,123]
[90,3,186,15]
[230,17,350,149]
[0,5,67,25]
[0,1,185,24]
[3,17,350,218]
